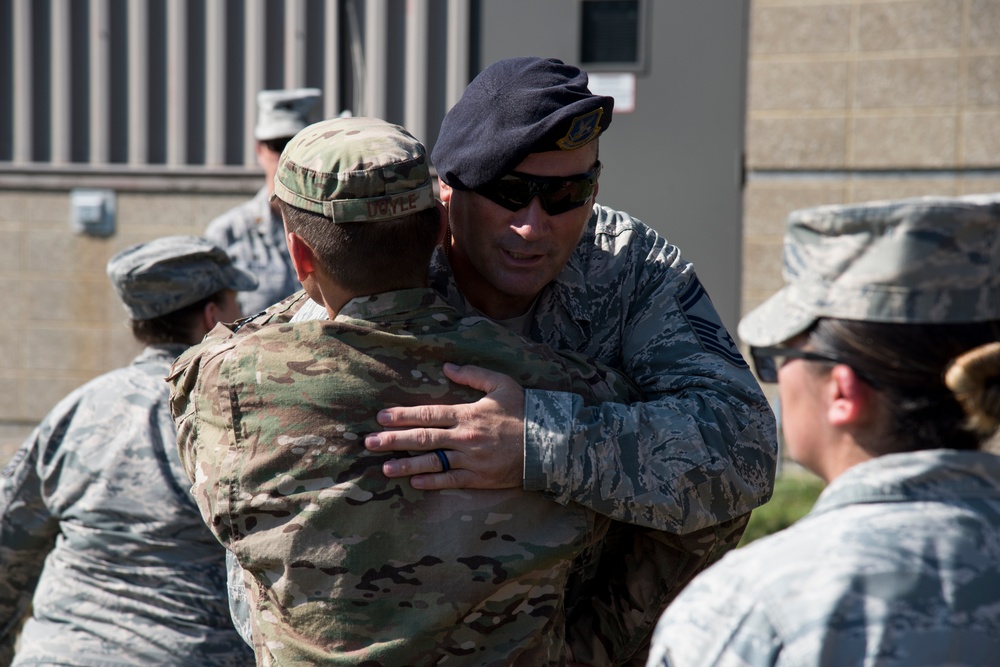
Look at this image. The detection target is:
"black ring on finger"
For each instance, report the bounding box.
[434,449,451,473]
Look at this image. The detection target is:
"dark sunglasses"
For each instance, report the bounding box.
[750,346,871,385]
[475,162,602,215]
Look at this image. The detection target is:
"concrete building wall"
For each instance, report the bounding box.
[743,0,1000,320]
[0,182,256,457]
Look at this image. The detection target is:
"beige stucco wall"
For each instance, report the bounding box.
[743,0,1000,318]
[0,185,256,458]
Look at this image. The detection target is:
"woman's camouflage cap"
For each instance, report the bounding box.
[739,193,1000,347]
[107,235,258,321]
[271,116,436,223]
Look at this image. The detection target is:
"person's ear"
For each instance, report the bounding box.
[438,179,453,205]
[827,365,872,427]
[286,231,317,282]
[200,300,221,333]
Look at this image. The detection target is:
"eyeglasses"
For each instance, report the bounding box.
[475,162,602,215]
[750,346,855,384]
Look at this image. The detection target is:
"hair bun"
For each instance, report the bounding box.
[945,342,1000,436]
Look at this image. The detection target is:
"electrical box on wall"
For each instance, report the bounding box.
[70,188,116,237]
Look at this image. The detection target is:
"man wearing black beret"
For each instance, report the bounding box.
[362,57,778,664]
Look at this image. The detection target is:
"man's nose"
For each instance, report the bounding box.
[509,197,550,239]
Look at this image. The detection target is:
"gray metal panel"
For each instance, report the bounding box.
[476,0,748,335]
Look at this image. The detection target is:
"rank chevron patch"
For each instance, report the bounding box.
[676,278,749,368]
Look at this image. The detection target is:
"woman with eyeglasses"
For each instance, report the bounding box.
[645,194,1000,666]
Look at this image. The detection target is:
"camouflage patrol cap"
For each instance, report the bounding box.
[255,88,322,141]
[271,116,436,223]
[739,193,1000,347]
[431,57,613,190]
[107,235,258,321]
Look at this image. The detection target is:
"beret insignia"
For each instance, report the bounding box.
[557,108,604,150]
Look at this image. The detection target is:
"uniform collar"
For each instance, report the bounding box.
[136,343,190,364]
[810,449,1000,516]
[337,288,451,323]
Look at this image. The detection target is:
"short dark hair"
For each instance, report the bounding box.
[807,318,1000,453]
[278,200,440,294]
[129,290,231,346]
[261,137,293,154]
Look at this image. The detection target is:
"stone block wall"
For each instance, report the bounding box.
[0,185,254,458]
[743,0,1000,319]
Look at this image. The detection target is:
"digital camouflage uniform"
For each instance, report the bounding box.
[647,450,1000,667]
[205,187,299,316]
[169,288,642,667]
[0,345,254,667]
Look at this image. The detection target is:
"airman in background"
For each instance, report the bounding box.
[0,236,257,666]
[206,87,322,315]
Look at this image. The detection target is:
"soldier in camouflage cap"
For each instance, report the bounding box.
[270,115,436,224]
[171,116,657,665]
[206,88,324,316]
[0,235,256,666]
[648,194,1000,666]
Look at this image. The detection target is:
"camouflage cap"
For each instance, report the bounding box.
[255,88,323,141]
[107,235,258,321]
[739,193,1000,347]
[271,116,435,223]
[431,57,613,191]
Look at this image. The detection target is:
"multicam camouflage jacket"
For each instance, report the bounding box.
[205,186,299,316]
[0,345,252,667]
[169,288,643,667]
[647,449,1000,666]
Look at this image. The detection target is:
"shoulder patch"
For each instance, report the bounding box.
[557,108,604,150]
[676,278,749,368]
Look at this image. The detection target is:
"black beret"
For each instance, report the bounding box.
[431,57,613,191]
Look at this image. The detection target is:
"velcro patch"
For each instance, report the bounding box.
[557,108,604,150]
[677,278,749,368]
